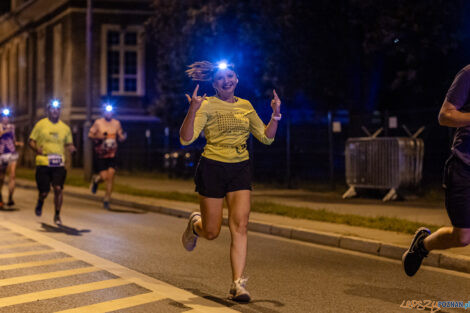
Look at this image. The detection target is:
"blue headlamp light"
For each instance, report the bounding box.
[1,108,10,117]
[217,61,228,70]
[50,99,61,109]
[104,104,113,112]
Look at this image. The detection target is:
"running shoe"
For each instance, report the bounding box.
[35,200,44,217]
[402,227,431,277]
[229,278,251,303]
[182,212,201,251]
[7,200,14,206]
[103,201,110,210]
[0,202,3,210]
[90,175,99,194]
[54,213,62,226]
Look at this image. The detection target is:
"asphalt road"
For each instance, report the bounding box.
[0,187,468,313]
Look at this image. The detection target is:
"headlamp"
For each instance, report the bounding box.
[51,100,61,108]
[1,108,10,117]
[217,61,228,70]
[105,104,113,112]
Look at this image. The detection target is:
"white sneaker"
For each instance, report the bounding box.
[229,277,251,303]
[182,212,201,251]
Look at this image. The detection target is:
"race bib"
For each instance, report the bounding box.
[103,138,117,150]
[47,154,64,167]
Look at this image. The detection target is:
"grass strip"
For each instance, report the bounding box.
[15,168,441,234]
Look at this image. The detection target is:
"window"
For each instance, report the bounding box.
[101,25,145,96]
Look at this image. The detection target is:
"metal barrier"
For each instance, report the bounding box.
[343,135,424,201]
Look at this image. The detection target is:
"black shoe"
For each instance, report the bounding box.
[402,227,431,277]
[35,200,44,217]
[7,200,14,206]
[103,201,110,210]
[54,213,62,226]
[90,176,99,194]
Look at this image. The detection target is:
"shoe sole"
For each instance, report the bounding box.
[402,227,431,276]
[230,293,251,303]
[182,212,200,251]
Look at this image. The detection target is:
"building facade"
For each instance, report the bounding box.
[0,0,163,169]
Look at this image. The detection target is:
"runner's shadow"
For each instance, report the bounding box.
[0,207,19,212]
[40,223,91,236]
[186,288,284,313]
[107,207,147,214]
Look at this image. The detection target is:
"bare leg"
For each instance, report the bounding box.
[8,161,16,203]
[226,190,251,281]
[0,167,5,204]
[104,168,115,202]
[53,185,63,214]
[424,227,470,251]
[193,195,224,240]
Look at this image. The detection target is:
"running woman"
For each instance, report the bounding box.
[0,108,23,208]
[29,100,76,225]
[403,64,470,276]
[180,61,281,302]
[88,104,126,210]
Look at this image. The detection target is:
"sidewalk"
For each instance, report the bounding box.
[16,176,470,274]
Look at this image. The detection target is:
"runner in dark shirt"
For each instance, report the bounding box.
[402,65,470,276]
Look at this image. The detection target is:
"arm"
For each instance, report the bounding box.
[88,121,102,140]
[66,143,77,154]
[65,128,76,153]
[117,121,126,142]
[439,67,470,128]
[180,84,207,145]
[258,89,282,140]
[248,111,274,145]
[438,99,470,128]
[28,139,43,155]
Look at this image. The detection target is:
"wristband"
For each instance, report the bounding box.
[271,113,282,121]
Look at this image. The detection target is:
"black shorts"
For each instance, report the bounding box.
[95,157,117,173]
[443,154,470,228]
[35,166,67,194]
[194,157,252,198]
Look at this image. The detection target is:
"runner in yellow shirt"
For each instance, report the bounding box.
[180,60,281,302]
[29,100,76,225]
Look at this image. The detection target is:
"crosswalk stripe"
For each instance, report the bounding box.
[0,242,41,249]
[0,249,54,259]
[0,257,75,271]
[54,291,165,313]
[0,266,100,287]
[0,221,240,313]
[0,278,129,308]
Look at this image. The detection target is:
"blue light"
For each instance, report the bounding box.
[2,108,10,116]
[105,104,113,112]
[51,100,60,108]
[217,61,228,70]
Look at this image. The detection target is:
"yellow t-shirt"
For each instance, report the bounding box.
[29,118,73,166]
[180,96,274,163]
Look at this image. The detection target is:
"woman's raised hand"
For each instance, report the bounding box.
[185,84,207,113]
[270,89,281,115]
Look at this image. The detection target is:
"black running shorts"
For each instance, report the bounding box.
[194,157,252,198]
[95,157,117,173]
[35,166,67,194]
[443,154,470,228]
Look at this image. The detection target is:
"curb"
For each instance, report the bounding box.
[16,182,470,275]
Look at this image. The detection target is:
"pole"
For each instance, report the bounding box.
[83,0,93,181]
[328,111,335,190]
[285,117,291,188]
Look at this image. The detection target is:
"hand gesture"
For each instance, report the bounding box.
[185,84,206,113]
[271,89,281,115]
